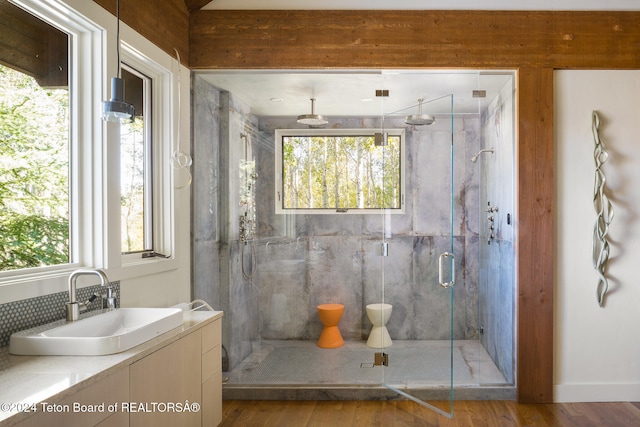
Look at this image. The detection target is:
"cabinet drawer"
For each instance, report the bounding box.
[201,319,221,355]
[202,344,222,382]
[202,371,222,427]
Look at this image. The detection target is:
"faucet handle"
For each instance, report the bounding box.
[102,287,117,310]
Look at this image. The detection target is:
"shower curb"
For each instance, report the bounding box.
[222,385,517,401]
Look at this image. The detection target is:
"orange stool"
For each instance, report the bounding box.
[317,303,345,348]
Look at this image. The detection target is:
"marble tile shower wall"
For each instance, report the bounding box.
[255,117,481,344]
[193,79,271,369]
[192,76,482,370]
[192,76,221,313]
[478,79,516,384]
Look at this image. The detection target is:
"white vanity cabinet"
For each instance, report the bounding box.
[129,317,222,427]
[129,316,222,427]
[5,313,223,427]
[130,329,201,426]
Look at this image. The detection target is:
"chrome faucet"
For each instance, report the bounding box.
[66,268,112,321]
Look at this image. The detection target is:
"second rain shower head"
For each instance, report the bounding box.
[405,98,435,126]
[297,98,328,126]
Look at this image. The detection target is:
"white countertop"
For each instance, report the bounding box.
[0,309,223,425]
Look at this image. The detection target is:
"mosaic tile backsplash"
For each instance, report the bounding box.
[0,282,120,347]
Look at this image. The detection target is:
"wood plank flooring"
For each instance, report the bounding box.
[221,400,640,426]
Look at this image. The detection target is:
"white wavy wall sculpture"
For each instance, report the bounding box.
[591,111,614,307]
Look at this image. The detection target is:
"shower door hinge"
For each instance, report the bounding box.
[472,89,487,98]
[376,242,389,257]
[374,132,388,146]
[374,352,389,367]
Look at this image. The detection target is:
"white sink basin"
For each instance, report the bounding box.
[9,308,184,356]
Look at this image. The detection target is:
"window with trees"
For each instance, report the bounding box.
[275,129,405,213]
[0,0,70,272]
[118,45,176,265]
[1,0,177,282]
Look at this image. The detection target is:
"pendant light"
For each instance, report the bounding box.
[297,98,328,126]
[102,0,134,123]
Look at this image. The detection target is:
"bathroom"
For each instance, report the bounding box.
[192,70,516,404]
[4,1,640,424]
[0,1,519,421]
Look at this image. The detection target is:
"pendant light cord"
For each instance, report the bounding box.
[172,48,192,188]
[116,0,121,78]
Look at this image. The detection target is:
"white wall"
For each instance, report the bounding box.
[555,70,640,402]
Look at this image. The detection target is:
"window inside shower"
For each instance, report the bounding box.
[275,128,405,214]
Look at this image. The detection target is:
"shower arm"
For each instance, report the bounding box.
[471,147,495,163]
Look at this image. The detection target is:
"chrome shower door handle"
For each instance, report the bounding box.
[438,252,455,288]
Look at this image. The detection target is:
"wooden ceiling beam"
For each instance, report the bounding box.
[190,10,640,69]
[93,0,190,67]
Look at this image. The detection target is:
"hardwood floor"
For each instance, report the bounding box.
[221,400,640,426]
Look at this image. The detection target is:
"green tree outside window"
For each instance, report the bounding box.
[0,65,70,271]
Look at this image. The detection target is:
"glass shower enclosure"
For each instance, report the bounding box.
[191,69,516,416]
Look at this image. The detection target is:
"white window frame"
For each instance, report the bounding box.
[119,64,154,254]
[0,0,179,301]
[275,128,406,215]
[117,44,175,270]
[0,0,103,301]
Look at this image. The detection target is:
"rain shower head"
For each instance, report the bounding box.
[297,98,328,126]
[405,98,435,126]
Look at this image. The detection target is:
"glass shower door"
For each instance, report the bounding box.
[374,91,456,418]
